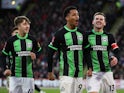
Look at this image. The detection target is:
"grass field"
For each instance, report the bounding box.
[0,87,124,93]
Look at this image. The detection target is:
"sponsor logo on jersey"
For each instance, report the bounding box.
[102,36,108,42]
[27,42,32,48]
[92,45,107,51]
[17,51,30,56]
[77,35,83,41]
[68,45,82,50]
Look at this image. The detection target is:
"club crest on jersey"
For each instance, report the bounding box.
[102,36,108,42]
[27,42,32,48]
[77,36,83,41]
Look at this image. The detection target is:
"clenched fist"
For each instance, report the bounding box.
[30,52,36,60]
[4,69,11,76]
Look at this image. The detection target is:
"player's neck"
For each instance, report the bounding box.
[94,27,103,32]
[18,32,27,37]
[66,24,76,30]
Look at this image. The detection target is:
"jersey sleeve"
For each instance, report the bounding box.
[32,38,42,58]
[109,34,120,61]
[83,32,90,49]
[48,32,60,51]
[33,39,42,52]
[109,34,119,50]
[47,32,60,72]
[2,39,12,56]
[83,32,93,70]
[1,39,12,70]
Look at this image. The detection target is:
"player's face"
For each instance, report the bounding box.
[92,15,106,29]
[66,9,79,27]
[18,20,30,34]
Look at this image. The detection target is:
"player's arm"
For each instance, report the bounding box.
[48,32,60,80]
[109,34,120,66]
[32,38,42,60]
[47,46,56,80]
[83,32,92,76]
[1,40,12,76]
[84,47,92,76]
[0,54,7,72]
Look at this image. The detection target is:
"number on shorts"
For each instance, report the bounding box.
[28,89,33,93]
[109,85,114,91]
[78,84,82,91]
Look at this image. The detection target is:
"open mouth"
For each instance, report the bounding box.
[76,19,79,22]
[75,20,79,24]
[96,22,102,25]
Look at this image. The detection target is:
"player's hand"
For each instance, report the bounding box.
[110,56,118,67]
[48,72,55,80]
[87,68,92,77]
[4,69,11,76]
[30,52,36,60]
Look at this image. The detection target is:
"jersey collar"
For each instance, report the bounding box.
[64,25,77,32]
[92,29,103,35]
[17,33,28,39]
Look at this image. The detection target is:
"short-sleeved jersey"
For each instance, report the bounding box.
[48,26,87,77]
[86,29,119,72]
[2,34,41,77]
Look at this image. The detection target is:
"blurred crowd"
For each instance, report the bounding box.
[0,0,124,81]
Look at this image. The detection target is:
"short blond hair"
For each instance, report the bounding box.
[14,16,31,26]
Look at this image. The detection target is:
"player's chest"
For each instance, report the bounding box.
[88,35,109,46]
[63,32,83,46]
[13,39,33,52]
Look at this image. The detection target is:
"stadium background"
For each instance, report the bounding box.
[0,0,124,93]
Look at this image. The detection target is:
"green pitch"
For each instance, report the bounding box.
[0,87,124,93]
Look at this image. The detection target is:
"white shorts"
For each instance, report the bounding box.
[9,77,34,93]
[86,72,116,93]
[59,76,84,93]
[6,76,10,90]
